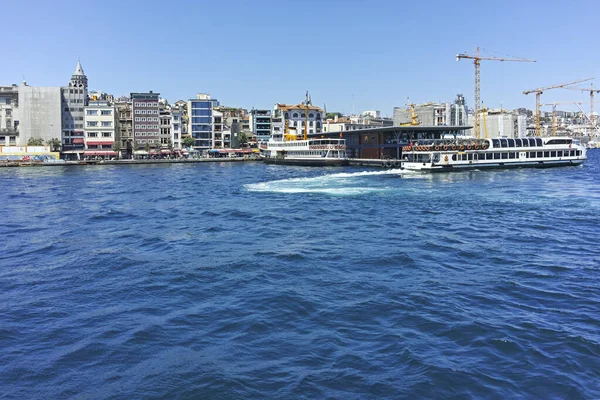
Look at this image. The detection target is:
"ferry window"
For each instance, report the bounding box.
[528,138,536,147]
[537,151,542,157]
[509,152,516,159]
[515,139,522,147]
[544,151,549,157]
[557,151,563,157]
[486,153,493,160]
[536,138,543,146]
[492,139,500,148]
[551,151,556,157]
[494,153,500,160]
[500,139,508,148]
[508,139,515,147]
[530,152,536,158]
[452,154,457,161]
[577,150,581,156]
[468,153,473,161]
[478,153,485,160]
[501,152,508,159]
[571,150,575,156]
[522,139,528,147]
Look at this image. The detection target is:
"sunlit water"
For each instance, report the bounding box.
[1,152,599,398]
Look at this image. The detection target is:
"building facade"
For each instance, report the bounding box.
[393,94,468,128]
[132,92,160,149]
[188,94,219,151]
[17,84,62,145]
[83,100,117,159]
[273,100,324,139]
[159,109,172,147]
[249,109,272,142]
[61,61,88,158]
[115,98,133,157]
[0,85,19,146]
[170,107,183,149]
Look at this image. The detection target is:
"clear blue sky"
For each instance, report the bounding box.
[4,0,599,115]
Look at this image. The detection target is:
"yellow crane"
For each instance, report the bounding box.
[480,103,490,139]
[457,47,535,138]
[400,102,420,126]
[523,77,594,136]
[563,83,600,127]
[540,101,583,136]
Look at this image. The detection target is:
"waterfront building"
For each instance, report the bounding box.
[61,61,88,159]
[273,99,324,138]
[393,94,468,127]
[249,109,272,142]
[17,83,62,145]
[83,100,117,159]
[323,115,371,133]
[212,106,244,148]
[131,91,160,149]
[170,106,183,149]
[187,94,219,151]
[0,85,19,146]
[115,98,133,158]
[159,108,172,147]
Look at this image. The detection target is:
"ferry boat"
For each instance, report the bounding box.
[259,91,348,166]
[401,136,587,171]
[260,137,348,166]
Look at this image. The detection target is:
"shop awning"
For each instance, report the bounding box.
[84,151,117,156]
[72,138,84,144]
[87,141,114,146]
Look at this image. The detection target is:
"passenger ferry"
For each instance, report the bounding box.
[401,136,587,171]
[259,137,348,166]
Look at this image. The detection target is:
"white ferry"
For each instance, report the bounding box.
[401,136,587,171]
[260,137,348,166]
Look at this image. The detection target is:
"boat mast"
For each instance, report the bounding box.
[304,91,309,141]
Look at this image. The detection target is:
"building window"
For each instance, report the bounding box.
[293,113,298,118]
[87,132,98,137]
[102,132,111,138]
[86,110,98,116]
[101,121,112,127]
[87,121,98,127]
[101,110,112,116]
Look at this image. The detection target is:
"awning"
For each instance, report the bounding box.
[87,141,114,146]
[72,138,84,144]
[83,151,117,156]
[62,150,85,154]
[160,150,172,154]
[134,150,149,155]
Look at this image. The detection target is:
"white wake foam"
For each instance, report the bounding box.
[245,168,424,195]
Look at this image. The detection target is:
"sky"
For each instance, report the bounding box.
[4,0,599,116]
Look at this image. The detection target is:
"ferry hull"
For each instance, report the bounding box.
[262,157,349,167]
[404,158,586,172]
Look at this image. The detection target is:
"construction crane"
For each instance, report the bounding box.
[457,47,535,138]
[540,101,583,136]
[399,101,420,126]
[480,103,490,139]
[523,78,594,136]
[563,83,600,127]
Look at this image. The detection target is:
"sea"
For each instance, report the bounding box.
[1,151,599,399]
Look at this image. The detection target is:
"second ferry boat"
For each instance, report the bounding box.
[401,136,587,171]
[260,93,348,166]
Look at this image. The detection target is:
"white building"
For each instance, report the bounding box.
[84,100,117,159]
[362,110,380,118]
[171,107,183,149]
[273,98,323,139]
[0,85,19,146]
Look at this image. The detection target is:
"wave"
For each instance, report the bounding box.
[245,169,423,195]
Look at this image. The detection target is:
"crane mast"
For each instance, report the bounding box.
[457,47,535,138]
[563,84,600,128]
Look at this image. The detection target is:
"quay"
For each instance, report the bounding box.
[0,157,261,168]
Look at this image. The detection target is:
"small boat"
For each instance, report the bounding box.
[401,136,587,171]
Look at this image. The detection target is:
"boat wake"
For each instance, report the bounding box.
[245,169,424,195]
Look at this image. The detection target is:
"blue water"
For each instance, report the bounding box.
[1,152,599,399]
